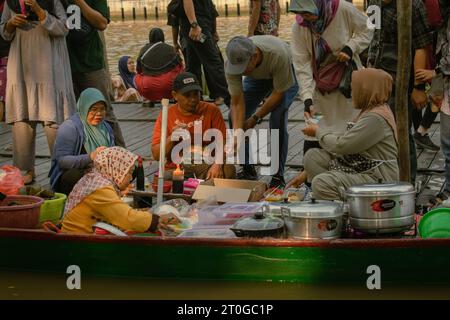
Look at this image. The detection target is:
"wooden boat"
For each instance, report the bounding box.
[1,227,450,284]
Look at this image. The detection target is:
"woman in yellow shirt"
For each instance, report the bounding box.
[61,146,178,234]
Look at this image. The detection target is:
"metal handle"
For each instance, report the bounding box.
[281,207,291,218]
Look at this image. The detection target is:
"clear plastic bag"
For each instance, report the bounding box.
[0,165,24,195]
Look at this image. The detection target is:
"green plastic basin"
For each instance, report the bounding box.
[419,208,450,238]
[39,193,67,224]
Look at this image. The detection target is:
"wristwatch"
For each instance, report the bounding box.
[414,83,426,91]
[252,114,262,125]
[190,21,199,28]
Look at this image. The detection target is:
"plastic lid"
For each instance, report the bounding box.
[232,212,284,231]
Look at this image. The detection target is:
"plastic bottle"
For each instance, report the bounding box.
[136,156,145,191]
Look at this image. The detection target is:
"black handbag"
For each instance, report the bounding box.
[339,60,357,98]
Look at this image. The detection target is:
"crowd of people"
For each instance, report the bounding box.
[0,0,449,235]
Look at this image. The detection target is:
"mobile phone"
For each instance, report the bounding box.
[199,33,206,43]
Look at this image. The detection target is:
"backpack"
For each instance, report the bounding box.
[167,0,183,18]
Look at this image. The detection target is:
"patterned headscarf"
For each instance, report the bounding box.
[64,147,138,215]
[290,0,340,66]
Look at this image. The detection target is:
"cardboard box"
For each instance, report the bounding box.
[192,178,267,203]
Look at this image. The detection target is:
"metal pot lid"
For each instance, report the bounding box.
[346,182,415,196]
[232,212,284,231]
[283,199,343,218]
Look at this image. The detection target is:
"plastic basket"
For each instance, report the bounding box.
[0,195,44,228]
[39,193,67,224]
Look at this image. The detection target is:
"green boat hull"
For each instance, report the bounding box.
[1,229,450,283]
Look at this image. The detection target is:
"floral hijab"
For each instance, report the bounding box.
[290,0,340,66]
[64,147,138,215]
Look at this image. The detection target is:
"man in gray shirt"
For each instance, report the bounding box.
[225,35,298,188]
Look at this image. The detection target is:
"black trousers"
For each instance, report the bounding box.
[185,31,230,106]
[412,103,439,131]
[54,168,86,196]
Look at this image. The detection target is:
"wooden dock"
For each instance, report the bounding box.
[0,99,445,208]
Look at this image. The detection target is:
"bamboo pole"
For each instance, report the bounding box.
[157,99,170,205]
[396,0,412,182]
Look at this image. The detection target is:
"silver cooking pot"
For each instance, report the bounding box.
[346,182,415,233]
[280,199,344,239]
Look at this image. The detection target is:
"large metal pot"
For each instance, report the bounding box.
[346,182,415,233]
[281,199,344,239]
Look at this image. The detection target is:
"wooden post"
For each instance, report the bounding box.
[396,0,412,182]
[155,6,159,19]
[144,6,147,20]
[121,7,125,20]
[225,4,228,17]
[132,7,136,20]
[237,2,240,16]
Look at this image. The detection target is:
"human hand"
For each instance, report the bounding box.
[302,123,319,137]
[304,105,316,121]
[7,14,28,30]
[189,25,202,42]
[90,146,107,161]
[206,164,223,180]
[336,51,351,63]
[285,171,307,189]
[158,212,180,226]
[243,117,257,130]
[415,69,435,83]
[411,88,428,109]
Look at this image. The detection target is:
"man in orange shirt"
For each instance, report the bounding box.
[152,72,236,179]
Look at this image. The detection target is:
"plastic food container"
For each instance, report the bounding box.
[0,195,44,228]
[178,227,237,238]
[197,202,268,225]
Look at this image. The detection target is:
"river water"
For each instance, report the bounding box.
[104,15,296,76]
[2,270,450,300]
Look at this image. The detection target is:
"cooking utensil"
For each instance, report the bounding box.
[346,182,415,233]
[281,198,344,239]
[230,207,285,238]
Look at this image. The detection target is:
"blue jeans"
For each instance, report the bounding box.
[242,73,299,177]
[441,112,450,192]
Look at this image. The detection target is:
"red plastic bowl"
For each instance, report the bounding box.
[0,195,44,229]
[152,181,172,193]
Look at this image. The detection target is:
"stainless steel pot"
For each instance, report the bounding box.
[346,182,415,233]
[281,199,343,239]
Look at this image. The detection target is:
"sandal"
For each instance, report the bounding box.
[22,170,36,185]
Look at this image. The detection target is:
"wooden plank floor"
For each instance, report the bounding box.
[0,99,445,207]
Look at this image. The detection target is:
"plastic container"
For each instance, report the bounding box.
[0,195,44,228]
[178,227,237,238]
[183,178,202,196]
[419,208,450,238]
[39,193,67,224]
[197,202,267,225]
